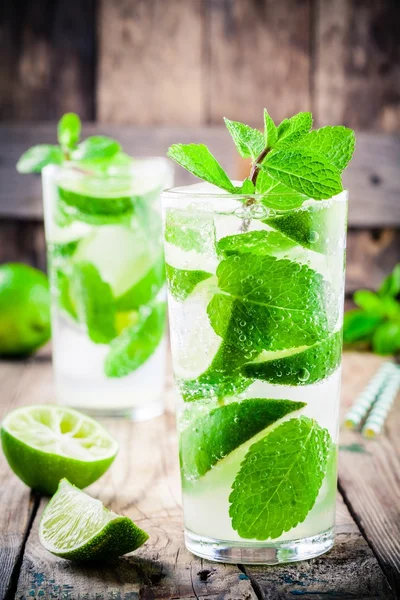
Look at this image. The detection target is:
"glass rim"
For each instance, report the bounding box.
[43,156,173,180]
[162,186,348,201]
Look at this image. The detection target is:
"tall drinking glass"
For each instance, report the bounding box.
[43,159,173,420]
[162,183,347,564]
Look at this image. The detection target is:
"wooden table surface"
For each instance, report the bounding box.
[0,351,399,600]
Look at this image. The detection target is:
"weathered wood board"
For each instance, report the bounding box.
[0,0,95,121]
[0,353,398,598]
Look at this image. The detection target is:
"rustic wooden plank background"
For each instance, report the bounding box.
[0,0,400,291]
[0,352,398,599]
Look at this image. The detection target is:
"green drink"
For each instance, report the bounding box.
[16,114,173,420]
[163,109,354,563]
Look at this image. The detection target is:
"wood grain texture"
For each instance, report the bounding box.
[339,352,400,595]
[0,220,46,271]
[0,0,95,121]
[97,0,205,125]
[1,125,399,225]
[0,354,392,598]
[0,354,52,598]
[244,496,394,599]
[15,381,257,600]
[314,0,400,131]
[207,0,311,126]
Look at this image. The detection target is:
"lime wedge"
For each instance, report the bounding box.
[1,406,118,495]
[242,331,342,385]
[39,479,148,561]
[180,398,305,481]
[116,255,165,311]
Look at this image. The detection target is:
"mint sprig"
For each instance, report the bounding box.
[16,113,127,174]
[167,108,355,205]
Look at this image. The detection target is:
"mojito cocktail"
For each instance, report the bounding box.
[43,158,172,419]
[164,109,354,563]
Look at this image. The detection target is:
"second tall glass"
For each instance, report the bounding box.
[43,159,173,420]
[163,183,347,564]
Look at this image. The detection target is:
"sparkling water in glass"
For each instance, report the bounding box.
[162,182,347,564]
[43,159,173,420]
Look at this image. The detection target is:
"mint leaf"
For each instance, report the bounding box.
[224,118,264,159]
[180,399,305,481]
[294,126,355,171]
[166,264,212,301]
[229,416,331,540]
[343,309,382,344]
[116,256,165,311]
[71,136,121,161]
[262,148,342,200]
[264,109,278,148]
[178,341,252,402]
[58,186,133,220]
[354,290,385,314]
[16,145,63,173]
[276,112,313,147]
[217,230,296,258]
[239,178,255,193]
[104,302,166,377]
[54,268,77,320]
[242,331,342,385]
[167,144,236,193]
[58,113,81,149]
[71,262,117,344]
[378,264,400,298]
[255,171,307,209]
[207,255,332,353]
[165,208,216,254]
[372,321,400,355]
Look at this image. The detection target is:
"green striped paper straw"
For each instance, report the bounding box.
[344,361,396,430]
[362,366,400,439]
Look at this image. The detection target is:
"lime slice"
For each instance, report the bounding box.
[166,263,212,302]
[39,479,148,561]
[180,398,305,481]
[264,197,347,254]
[58,185,133,220]
[116,255,165,311]
[1,406,118,495]
[242,331,342,385]
[74,225,153,298]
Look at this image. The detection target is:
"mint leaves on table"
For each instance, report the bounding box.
[343,263,400,355]
[104,302,166,377]
[180,399,305,481]
[229,416,331,540]
[167,108,355,205]
[16,112,126,174]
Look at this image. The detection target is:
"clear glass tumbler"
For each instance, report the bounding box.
[42,159,173,420]
[162,182,347,564]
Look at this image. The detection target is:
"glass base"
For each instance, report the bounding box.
[57,398,164,422]
[185,527,334,565]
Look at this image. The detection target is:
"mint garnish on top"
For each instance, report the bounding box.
[168,109,355,204]
[16,113,126,174]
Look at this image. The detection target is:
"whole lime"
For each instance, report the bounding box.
[0,263,51,356]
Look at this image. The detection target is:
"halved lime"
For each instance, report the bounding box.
[1,406,118,495]
[39,479,148,561]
